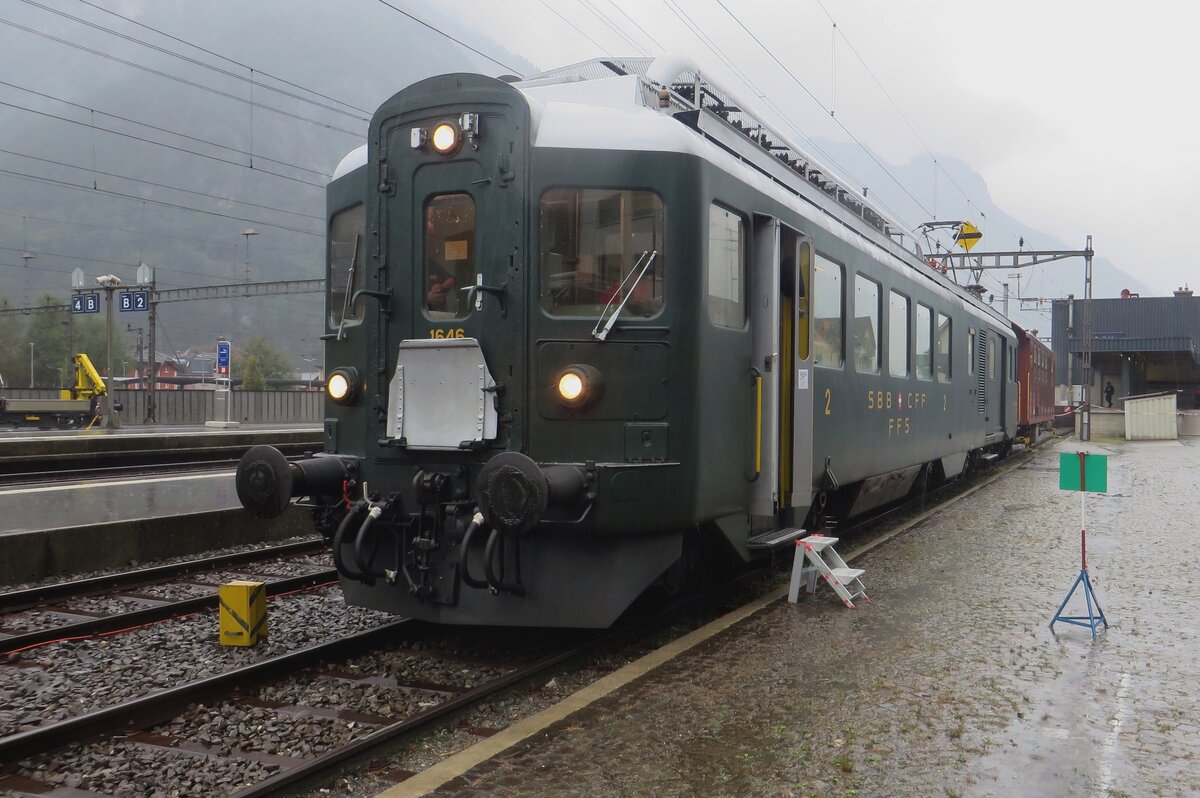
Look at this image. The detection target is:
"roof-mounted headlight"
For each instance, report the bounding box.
[326,367,360,405]
[555,364,603,409]
[430,122,461,156]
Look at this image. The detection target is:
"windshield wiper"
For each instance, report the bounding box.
[591,249,657,342]
[335,234,361,342]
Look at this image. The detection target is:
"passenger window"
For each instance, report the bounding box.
[854,274,880,374]
[889,290,910,378]
[424,193,476,320]
[329,203,365,328]
[915,303,933,381]
[707,204,746,328]
[988,334,997,379]
[812,254,843,368]
[936,313,951,382]
[539,188,664,317]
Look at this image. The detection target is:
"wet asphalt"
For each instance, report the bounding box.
[382,437,1200,798]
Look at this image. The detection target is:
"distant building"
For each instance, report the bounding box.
[1051,288,1200,409]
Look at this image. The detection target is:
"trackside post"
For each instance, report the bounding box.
[1049,451,1110,639]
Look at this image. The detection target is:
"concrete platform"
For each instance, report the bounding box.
[374,438,1200,798]
[0,423,322,466]
[0,425,323,583]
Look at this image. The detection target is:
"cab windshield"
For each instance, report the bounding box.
[538,188,664,317]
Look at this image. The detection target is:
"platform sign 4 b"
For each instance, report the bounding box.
[216,340,231,377]
[1059,452,1108,493]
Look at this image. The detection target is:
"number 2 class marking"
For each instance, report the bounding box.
[824,387,832,416]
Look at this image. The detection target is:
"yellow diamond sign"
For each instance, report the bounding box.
[955,221,982,252]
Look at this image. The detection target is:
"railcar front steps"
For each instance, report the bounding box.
[746,526,805,550]
[787,535,868,609]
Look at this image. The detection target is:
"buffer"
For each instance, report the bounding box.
[787,535,868,609]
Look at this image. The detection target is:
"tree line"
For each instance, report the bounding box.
[0,292,298,391]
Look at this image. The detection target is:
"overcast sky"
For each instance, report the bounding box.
[1,0,1192,327]
[441,0,1194,296]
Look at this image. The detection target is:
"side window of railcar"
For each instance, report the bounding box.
[538,188,664,318]
[707,204,746,328]
[936,313,951,382]
[915,303,933,381]
[968,329,976,375]
[328,203,366,328]
[424,193,476,320]
[812,254,843,368]
[853,274,880,374]
[987,333,997,379]
[888,290,910,378]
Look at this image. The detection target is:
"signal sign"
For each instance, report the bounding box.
[71,293,101,314]
[119,290,149,312]
[955,221,982,252]
[217,340,231,376]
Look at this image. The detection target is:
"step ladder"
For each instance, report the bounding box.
[787,535,868,609]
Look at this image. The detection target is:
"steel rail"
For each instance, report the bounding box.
[231,569,774,797]
[0,539,326,613]
[0,568,339,655]
[0,620,410,766]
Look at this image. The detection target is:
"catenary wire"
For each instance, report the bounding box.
[373,0,527,75]
[18,0,370,121]
[0,168,324,238]
[0,148,323,222]
[0,97,328,189]
[0,79,332,178]
[0,16,363,138]
[73,0,371,116]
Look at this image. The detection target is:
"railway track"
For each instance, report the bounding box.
[0,441,1057,797]
[0,540,331,654]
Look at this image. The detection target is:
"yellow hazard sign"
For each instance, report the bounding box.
[955,221,982,252]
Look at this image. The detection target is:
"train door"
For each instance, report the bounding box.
[750,217,810,523]
[788,232,814,519]
[985,331,1003,435]
[374,82,530,450]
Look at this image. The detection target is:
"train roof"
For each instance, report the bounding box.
[332,55,1015,336]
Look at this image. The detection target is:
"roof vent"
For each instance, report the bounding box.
[1174,284,1193,297]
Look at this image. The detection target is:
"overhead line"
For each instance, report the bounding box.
[0,208,322,258]
[0,147,323,222]
[575,0,649,55]
[0,97,327,189]
[658,0,920,229]
[0,17,364,138]
[72,0,370,116]
[0,168,325,238]
[373,1,527,75]
[537,0,612,54]
[709,0,935,226]
[19,0,371,121]
[0,79,331,178]
[808,0,997,233]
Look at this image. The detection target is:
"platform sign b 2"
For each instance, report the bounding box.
[1059,452,1108,493]
[216,340,231,377]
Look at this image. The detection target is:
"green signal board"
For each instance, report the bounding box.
[1059,452,1108,493]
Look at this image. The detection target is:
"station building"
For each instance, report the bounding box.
[1051,287,1200,414]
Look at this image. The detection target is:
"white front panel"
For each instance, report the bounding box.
[386,338,498,449]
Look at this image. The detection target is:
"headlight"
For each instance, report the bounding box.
[326,367,359,405]
[431,122,461,156]
[555,365,603,409]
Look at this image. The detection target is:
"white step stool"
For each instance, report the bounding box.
[787,535,868,609]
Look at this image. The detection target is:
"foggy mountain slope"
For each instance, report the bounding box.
[1,0,534,356]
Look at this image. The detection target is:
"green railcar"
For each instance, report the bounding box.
[237,57,1017,627]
